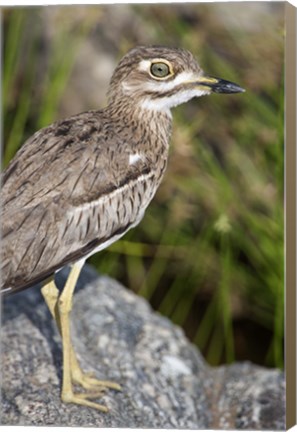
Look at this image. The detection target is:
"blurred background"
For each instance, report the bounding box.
[2,3,284,368]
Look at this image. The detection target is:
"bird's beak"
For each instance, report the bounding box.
[196,75,245,94]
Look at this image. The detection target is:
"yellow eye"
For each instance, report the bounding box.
[150,62,171,78]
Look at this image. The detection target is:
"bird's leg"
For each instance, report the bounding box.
[57,262,107,410]
[41,279,97,387]
[41,276,121,392]
[56,262,120,411]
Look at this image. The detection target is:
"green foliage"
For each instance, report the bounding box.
[3,8,95,165]
[3,4,284,368]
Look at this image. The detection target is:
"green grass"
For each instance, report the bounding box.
[3,8,95,164]
[3,5,284,368]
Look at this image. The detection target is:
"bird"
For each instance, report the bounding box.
[1,45,244,411]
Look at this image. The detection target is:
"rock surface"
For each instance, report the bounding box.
[1,265,285,428]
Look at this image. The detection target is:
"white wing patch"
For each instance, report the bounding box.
[129,153,143,165]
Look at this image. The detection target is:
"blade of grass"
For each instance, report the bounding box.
[3,9,26,109]
[4,22,39,166]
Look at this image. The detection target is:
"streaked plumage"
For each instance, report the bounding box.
[1,107,170,292]
[1,45,244,410]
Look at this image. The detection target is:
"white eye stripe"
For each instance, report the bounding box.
[122,75,196,95]
[146,71,197,93]
[138,59,152,72]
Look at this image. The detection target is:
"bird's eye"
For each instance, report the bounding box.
[150,62,171,78]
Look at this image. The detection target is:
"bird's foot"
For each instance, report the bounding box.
[65,354,121,410]
[62,368,121,411]
[72,367,122,392]
[62,390,109,412]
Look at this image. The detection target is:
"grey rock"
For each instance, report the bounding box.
[1,265,285,428]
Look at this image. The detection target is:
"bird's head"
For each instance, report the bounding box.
[107,45,245,115]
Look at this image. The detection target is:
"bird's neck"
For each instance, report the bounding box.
[105,100,173,154]
[103,100,173,192]
[106,99,172,127]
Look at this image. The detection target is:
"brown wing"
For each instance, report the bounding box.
[1,110,155,294]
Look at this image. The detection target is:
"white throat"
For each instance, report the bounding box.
[139,88,209,116]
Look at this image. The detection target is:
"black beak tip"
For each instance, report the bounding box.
[212,78,245,94]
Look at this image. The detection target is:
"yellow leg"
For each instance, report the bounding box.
[41,279,120,391]
[41,264,121,412]
[41,279,94,387]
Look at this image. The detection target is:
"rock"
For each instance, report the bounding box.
[1,265,285,428]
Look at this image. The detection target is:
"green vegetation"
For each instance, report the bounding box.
[3,4,284,368]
